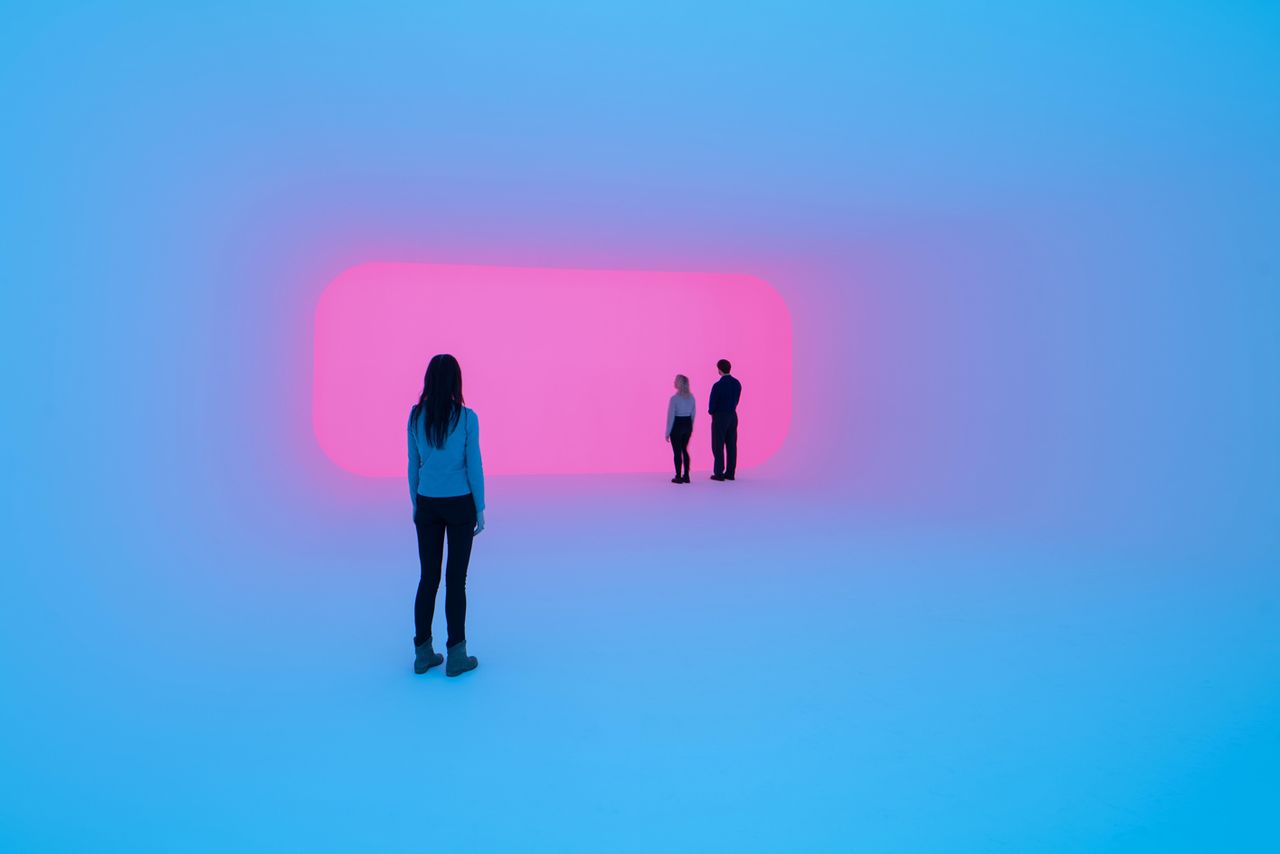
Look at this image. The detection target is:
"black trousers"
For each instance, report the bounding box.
[413,494,476,649]
[711,412,738,477]
[670,415,692,477]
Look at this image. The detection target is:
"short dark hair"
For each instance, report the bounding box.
[717,359,731,374]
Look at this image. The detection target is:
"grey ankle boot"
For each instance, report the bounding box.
[446,641,478,677]
[414,638,444,674]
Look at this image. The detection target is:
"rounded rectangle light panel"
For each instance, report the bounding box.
[314,263,792,476]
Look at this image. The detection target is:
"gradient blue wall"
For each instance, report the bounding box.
[3,2,1278,849]
[6,2,1276,557]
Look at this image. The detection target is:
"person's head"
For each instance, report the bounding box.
[674,374,690,394]
[716,359,731,376]
[413,353,465,449]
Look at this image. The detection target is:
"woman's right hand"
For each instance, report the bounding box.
[474,510,485,536]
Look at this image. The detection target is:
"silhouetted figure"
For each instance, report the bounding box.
[407,354,483,677]
[708,359,741,481]
[665,374,695,483]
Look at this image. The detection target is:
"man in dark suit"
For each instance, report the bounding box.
[707,359,742,481]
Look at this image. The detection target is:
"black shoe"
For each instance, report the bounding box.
[710,474,726,481]
[446,641,478,677]
[671,476,682,483]
[681,475,691,483]
[414,638,444,674]
[725,475,735,481]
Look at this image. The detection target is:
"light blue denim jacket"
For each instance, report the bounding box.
[408,406,485,513]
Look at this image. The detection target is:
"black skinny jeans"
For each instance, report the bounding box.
[669,415,692,477]
[413,494,476,649]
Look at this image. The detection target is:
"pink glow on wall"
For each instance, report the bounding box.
[313,263,792,476]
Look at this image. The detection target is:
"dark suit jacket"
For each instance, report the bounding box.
[707,374,742,418]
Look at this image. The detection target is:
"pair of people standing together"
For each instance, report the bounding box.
[665,359,742,483]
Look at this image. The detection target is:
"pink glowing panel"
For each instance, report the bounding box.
[313,263,792,476]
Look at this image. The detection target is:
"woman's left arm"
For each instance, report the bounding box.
[464,409,486,515]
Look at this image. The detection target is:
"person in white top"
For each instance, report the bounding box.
[665,374,696,483]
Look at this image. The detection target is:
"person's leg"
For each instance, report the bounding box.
[711,416,726,477]
[413,497,446,646]
[442,496,477,649]
[672,420,691,479]
[725,415,738,478]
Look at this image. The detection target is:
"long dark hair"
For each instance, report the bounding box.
[411,354,465,449]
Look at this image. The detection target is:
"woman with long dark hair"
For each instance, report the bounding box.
[407,354,484,677]
[665,374,695,483]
